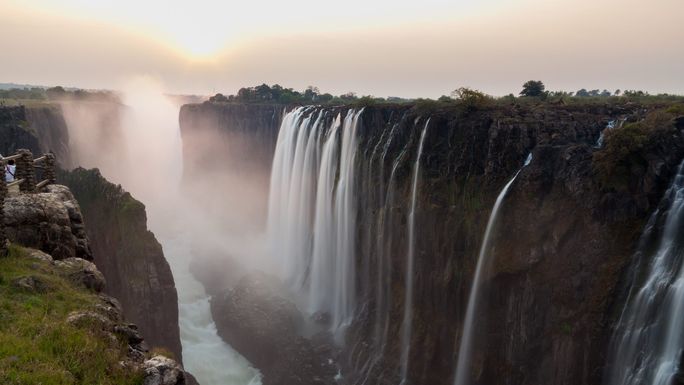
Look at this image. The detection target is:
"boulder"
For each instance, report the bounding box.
[55,257,106,292]
[4,184,92,260]
[12,275,49,293]
[143,356,187,385]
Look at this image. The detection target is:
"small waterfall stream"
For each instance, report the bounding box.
[399,119,430,384]
[453,153,532,385]
[606,160,684,385]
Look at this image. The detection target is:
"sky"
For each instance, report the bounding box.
[1,0,683,98]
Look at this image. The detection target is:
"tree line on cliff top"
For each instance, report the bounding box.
[207,81,683,109]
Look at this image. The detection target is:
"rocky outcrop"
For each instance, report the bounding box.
[211,273,338,385]
[3,184,92,260]
[55,257,107,292]
[58,168,183,363]
[42,247,189,385]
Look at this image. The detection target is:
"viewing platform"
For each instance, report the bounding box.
[0,149,57,255]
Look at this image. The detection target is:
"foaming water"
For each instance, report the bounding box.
[156,222,262,385]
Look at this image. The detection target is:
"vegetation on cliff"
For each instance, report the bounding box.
[0,245,143,385]
[594,107,684,191]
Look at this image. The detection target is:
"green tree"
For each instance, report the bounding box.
[520,80,546,97]
[575,88,590,97]
[209,93,229,102]
[451,87,490,111]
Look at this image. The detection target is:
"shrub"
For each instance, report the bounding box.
[593,110,675,190]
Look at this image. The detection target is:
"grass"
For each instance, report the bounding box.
[0,245,144,385]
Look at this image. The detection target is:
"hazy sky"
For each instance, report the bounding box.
[1,0,683,97]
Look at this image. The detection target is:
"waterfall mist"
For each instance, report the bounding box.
[61,76,263,385]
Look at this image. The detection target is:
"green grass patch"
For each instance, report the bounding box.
[0,246,143,385]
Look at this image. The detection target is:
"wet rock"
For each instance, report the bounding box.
[211,272,337,385]
[185,372,200,385]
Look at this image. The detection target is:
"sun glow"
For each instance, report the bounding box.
[7,0,499,58]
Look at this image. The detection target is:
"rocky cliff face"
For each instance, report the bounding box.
[1,183,192,385]
[58,168,183,363]
[4,184,92,261]
[0,106,43,158]
[0,105,72,168]
[179,103,283,229]
[180,101,684,385]
[24,105,72,168]
[0,104,185,367]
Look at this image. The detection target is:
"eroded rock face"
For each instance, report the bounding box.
[0,106,42,158]
[211,272,338,385]
[58,168,183,363]
[3,184,92,260]
[182,102,684,385]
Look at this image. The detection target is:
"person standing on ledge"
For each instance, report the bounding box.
[5,159,19,194]
[5,159,16,183]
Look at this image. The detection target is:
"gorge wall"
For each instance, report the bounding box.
[0,104,184,364]
[58,168,183,361]
[0,104,71,167]
[180,100,684,385]
[179,103,283,231]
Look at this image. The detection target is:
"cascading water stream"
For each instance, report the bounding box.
[453,153,532,385]
[399,119,430,384]
[267,107,363,340]
[605,159,684,385]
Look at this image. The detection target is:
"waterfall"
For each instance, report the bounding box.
[267,107,363,338]
[605,160,684,385]
[399,119,430,384]
[453,153,532,385]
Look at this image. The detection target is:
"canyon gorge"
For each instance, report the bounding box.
[3,92,684,385]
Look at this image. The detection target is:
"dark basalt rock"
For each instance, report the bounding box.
[183,101,684,385]
[58,168,183,363]
[210,272,339,385]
